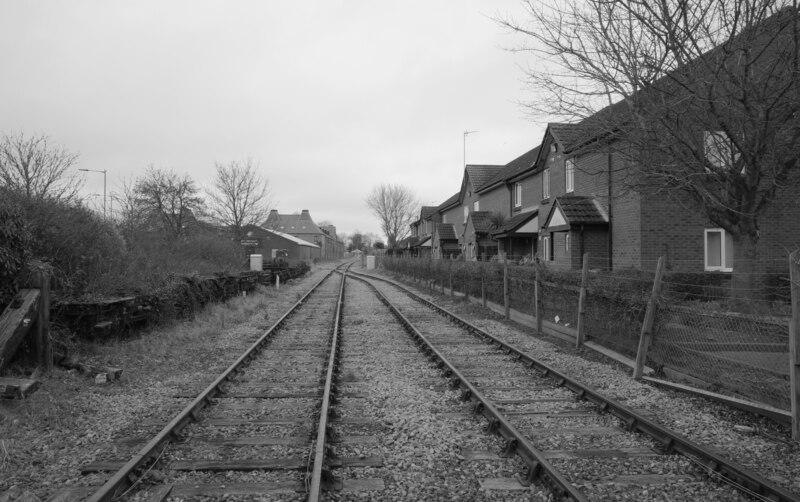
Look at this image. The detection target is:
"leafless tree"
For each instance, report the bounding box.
[365,184,419,249]
[499,0,800,297]
[0,132,82,201]
[206,159,272,238]
[134,166,203,239]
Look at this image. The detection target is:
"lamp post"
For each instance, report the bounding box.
[463,130,477,169]
[78,168,107,219]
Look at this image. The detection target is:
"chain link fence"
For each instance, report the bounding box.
[379,255,796,412]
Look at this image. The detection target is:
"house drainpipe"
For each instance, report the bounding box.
[607,151,613,271]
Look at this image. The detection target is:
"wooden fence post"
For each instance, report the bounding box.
[31,269,52,372]
[633,256,666,379]
[503,256,510,320]
[449,260,454,297]
[535,264,542,334]
[576,253,590,348]
[481,262,487,308]
[789,250,799,440]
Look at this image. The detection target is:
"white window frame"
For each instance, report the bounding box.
[463,205,468,223]
[473,200,479,211]
[543,235,552,261]
[543,169,550,199]
[565,233,570,253]
[704,130,741,173]
[442,213,448,224]
[704,228,734,272]
[514,182,522,208]
[565,158,575,193]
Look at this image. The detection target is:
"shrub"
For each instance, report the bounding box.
[0,194,31,309]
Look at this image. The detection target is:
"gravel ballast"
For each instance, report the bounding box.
[372,268,800,498]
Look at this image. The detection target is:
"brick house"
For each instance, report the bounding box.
[240,224,320,262]
[431,222,460,259]
[264,209,344,261]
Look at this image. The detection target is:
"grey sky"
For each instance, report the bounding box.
[1,1,544,239]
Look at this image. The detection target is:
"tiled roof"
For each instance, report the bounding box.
[435,223,457,240]
[556,196,609,225]
[258,227,320,248]
[438,192,460,211]
[420,206,438,220]
[466,164,504,191]
[468,211,495,234]
[477,146,541,193]
[490,209,538,236]
[264,210,323,234]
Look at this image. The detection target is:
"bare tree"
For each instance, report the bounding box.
[500,1,800,297]
[365,184,419,249]
[134,166,203,239]
[206,159,272,238]
[0,132,82,201]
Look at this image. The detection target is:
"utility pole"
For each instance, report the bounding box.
[463,130,477,169]
[79,168,107,219]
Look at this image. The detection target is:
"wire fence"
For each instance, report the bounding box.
[379,254,797,413]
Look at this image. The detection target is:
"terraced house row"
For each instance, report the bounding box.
[399,9,800,275]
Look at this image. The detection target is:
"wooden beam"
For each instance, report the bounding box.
[634,256,665,379]
[30,270,52,371]
[0,289,40,372]
[0,377,40,398]
[576,252,590,348]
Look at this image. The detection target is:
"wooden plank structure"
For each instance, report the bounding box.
[0,288,40,372]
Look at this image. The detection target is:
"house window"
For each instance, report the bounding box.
[514,182,522,208]
[543,235,554,261]
[704,228,733,272]
[543,169,550,199]
[463,205,468,223]
[565,233,570,253]
[443,214,448,224]
[704,131,741,172]
[474,201,479,211]
[565,158,575,193]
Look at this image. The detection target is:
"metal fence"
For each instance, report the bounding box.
[379,255,797,417]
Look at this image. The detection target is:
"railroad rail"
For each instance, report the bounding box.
[51,265,347,501]
[349,270,800,502]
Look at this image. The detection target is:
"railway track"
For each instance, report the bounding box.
[349,269,800,502]
[44,264,799,501]
[52,266,349,501]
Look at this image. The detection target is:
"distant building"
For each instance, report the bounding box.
[264,209,344,260]
[240,224,320,262]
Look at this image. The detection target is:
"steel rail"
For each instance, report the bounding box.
[349,273,590,502]
[306,266,348,501]
[87,269,339,502]
[353,270,800,502]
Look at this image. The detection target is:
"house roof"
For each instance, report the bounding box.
[466,164,504,191]
[490,209,539,237]
[435,223,458,240]
[477,146,542,193]
[468,211,495,234]
[264,209,323,235]
[437,192,460,212]
[549,196,609,227]
[421,206,438,220]
[259,227,320,248]
[545,8,800,157]
[397,236,418,249]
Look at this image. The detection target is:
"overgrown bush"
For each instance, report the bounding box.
[0,194,31,310]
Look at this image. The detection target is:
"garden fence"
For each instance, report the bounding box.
[379,255,797,425]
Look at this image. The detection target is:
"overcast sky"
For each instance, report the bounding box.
[1,1,546,240]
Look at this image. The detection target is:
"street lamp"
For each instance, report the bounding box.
[78,168,107,219]
[463,130,478,169]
